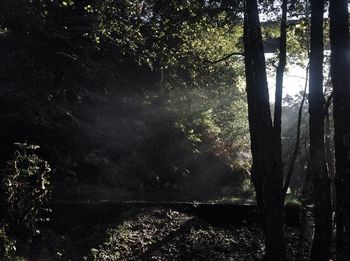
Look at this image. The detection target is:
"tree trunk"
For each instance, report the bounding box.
[274,0,287,132]
[295,195,314,261]
[329,0,350,260]
[325,107,336,210]
[308,0,332,260]
[243,1,286,260]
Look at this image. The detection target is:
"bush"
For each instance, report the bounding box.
[3,143,51,239]
[0,225,16,260]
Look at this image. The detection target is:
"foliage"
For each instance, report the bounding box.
[3,143,51,239]
[159,8,251,170]
[0,0,308,203]
[0,225,16,260]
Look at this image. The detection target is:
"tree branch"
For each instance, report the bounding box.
[184,6,243,22]
[204,52,243,64]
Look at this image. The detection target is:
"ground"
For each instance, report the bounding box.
[15,206,300,261]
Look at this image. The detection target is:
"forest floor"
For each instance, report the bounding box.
[16,206,302,261]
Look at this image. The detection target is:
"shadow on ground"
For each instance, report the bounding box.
[24,206,299,260]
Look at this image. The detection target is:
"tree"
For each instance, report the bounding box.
[329,0,350,260]
[307,0,332,260]
[0,0,252,202]
[243,0,286,259]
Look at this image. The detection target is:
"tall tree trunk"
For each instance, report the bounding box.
[325,104,336,210]
[308,0,332,260]
[329,0,350,260]
[243,1,286,260]
[274,0,287,132]
[275,0,287,201]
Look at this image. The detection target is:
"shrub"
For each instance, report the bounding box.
[3,143,51,239]
[0,225,16,260]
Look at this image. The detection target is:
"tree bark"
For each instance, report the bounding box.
[274,0,287,133]
[329,0,350,260]
[308,1,332,260]
[325,103,336,210]
[243,1,286,260]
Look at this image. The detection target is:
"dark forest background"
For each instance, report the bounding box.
[0,0,349,260]
[0,0,256,202]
